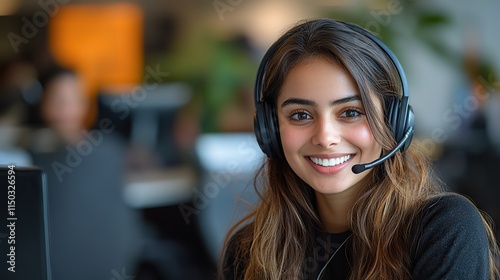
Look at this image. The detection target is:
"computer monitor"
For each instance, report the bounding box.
[194,133,264,262]
[0,166,51,280]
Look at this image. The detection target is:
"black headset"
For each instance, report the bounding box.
[253,19,414,169]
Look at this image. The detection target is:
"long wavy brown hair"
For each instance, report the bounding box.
[219,18,499,279]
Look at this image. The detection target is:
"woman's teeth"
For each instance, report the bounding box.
[310,155,351,167]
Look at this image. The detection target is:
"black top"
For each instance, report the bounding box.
[222,193,492,279]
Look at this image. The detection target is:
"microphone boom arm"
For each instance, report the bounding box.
[351,126,414,174]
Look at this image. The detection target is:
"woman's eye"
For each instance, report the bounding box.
[289,111,312,121]
[340,108,363,119]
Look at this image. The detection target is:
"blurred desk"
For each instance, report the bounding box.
[123,167,196,208]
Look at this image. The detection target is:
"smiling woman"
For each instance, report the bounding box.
[219,18,499,280]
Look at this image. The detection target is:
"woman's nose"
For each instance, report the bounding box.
[311,117,341,148]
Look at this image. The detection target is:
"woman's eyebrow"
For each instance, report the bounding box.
[280,98,316,108]
[280,95,360,108]
[329,95,360,106]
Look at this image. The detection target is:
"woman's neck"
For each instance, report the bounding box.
[315,187,361,233]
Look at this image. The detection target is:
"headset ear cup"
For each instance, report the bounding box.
[388,98,400,138]
[254,102,282,158]
[395,96,410,143]
[254,103,272,158]
[395,100,407,143]
[388,97,414,152]
[401,105,415,152]
[264,102,282,158]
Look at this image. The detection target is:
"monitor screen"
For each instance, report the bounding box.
[0,166,51,280]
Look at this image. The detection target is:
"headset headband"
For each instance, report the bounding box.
[254,19,409,104]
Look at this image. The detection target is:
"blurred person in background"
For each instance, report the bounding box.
[38,66,89,145]
[27,64,144,280]
[485,87,500,153]
[18,65,89,152]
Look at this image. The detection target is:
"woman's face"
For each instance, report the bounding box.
[41,73,88,140]
[277,57,383,195]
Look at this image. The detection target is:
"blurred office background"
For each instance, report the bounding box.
[0,0,499,279]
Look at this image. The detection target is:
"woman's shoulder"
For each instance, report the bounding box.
[416,192,489,245]
[422,192,478,210]
[410,192,491,279]
[419,193,485,226]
